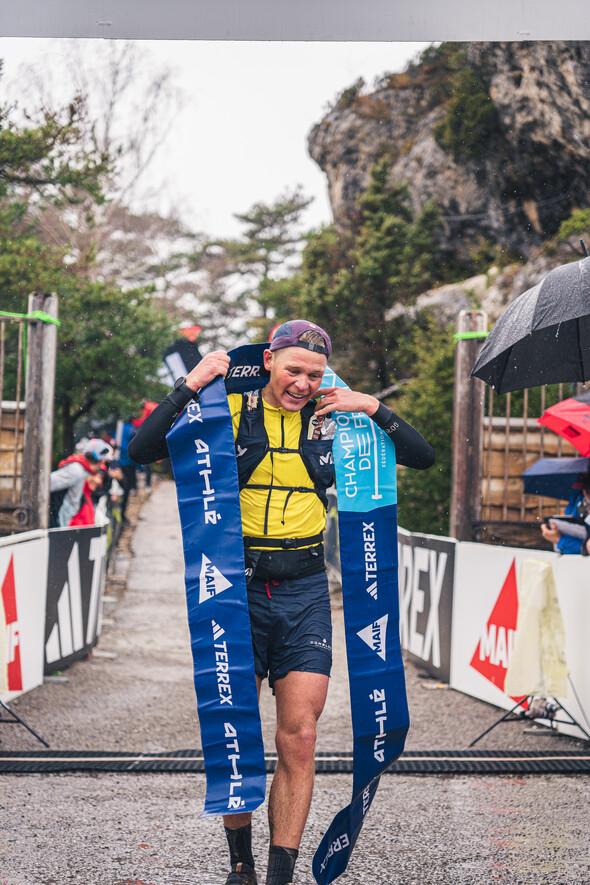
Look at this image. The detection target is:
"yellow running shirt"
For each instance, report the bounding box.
[228,392,326,549]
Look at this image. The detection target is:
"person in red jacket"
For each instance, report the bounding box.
[49,438,113,528]
[69,471,105,527]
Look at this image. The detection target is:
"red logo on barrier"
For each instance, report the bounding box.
[470,558,518,694]
[1,554,23,691]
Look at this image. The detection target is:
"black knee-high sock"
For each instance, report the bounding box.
[225,823,255,870]
[266,845,298,885]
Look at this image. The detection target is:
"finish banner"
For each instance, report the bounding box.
[166,376,266,817]
[312,368,408,885]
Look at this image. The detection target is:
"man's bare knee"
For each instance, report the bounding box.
[276,722,317,769]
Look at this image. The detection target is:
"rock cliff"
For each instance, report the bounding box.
[308,42,590,266]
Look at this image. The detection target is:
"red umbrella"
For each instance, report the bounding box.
[538,391,590,456]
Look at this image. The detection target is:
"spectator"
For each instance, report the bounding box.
[49,438,113,528]
[69,472,105,527]
[540,474,590,554]
[93,463,125,526]
[117,420,138,525]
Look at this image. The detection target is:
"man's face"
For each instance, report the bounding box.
[262,346,327,411]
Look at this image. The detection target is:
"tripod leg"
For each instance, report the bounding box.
[552,696,590,742]
[567,676,590,737]
[469,697,529,747]
[0,699,50,748]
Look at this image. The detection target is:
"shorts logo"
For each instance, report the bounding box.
[199,555,232,604]
[309,637,332,651]
[357,614,388,661]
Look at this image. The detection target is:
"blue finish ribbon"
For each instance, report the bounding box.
[166,376,266,817]
[312,367,409,885]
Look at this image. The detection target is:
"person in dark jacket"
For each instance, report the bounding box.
[129,320,435,885]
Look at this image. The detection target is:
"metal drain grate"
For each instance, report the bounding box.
[0,748,589,775]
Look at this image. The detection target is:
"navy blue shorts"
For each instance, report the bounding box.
[247,571,332,688]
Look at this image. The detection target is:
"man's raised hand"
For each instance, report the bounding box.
[185,351,231,392]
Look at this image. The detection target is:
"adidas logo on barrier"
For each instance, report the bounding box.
[357,615,388,661]
[199,555,232,604]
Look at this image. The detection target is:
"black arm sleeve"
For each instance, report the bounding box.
[130,390,435,470]
[370,402,435,470]
[127,387,196,464]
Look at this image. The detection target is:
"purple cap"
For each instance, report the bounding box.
[269,320,331,358]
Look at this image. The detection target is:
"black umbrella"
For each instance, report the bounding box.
[470,255,590,394]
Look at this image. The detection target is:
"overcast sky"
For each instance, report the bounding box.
[0,38,430,238]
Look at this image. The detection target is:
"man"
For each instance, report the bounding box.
[49,438,113,528]
[129,320,434,885]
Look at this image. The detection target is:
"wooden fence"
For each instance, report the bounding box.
[0,294,58,534]
[451,310,586,549]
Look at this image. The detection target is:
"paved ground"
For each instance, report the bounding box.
[1,479,589,885]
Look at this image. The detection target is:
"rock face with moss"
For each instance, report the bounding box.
[308,42,590,267]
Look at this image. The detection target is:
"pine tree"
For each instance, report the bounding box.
[193,187,313,343]
[394,318,455,534]
[288,158,442,390]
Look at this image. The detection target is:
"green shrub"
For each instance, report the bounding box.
[394,317,455,535]
[336,78,365,110]
[556,209,590,255]
[433,65,496,163]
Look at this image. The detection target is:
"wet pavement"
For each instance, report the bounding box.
[1,479,589,885]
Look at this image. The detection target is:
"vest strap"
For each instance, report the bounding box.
[245,483,317,494]
[243,532,324,549]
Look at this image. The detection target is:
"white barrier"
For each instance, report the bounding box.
[451,542,590,740]
[0,531,49,702]
[1,525,108,705]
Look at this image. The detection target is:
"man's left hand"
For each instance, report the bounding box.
[314,387,378,417]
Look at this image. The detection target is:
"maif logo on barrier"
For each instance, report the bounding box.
[470,557,518,695]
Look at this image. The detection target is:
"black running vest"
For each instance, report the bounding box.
[234,391,336,520]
